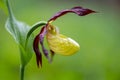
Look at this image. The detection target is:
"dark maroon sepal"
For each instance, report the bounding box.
[48,6,96,22]
[71,6,96,16]
[33,34,42,67]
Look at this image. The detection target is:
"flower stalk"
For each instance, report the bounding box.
[20,65,25,80]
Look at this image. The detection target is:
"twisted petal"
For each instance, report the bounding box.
[33,34,42,67]
[48,6,96,22]
[39,26,51,62]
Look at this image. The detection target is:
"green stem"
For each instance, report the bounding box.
[6,0,14,19]
[20,65,25,80]
[19,45,26,80]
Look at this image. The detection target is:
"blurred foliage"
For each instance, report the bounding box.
[0,0,7,14]
[0,0,120,80]
[0,0,5,9]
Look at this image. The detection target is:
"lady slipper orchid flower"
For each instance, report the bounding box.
[33,6,96,67]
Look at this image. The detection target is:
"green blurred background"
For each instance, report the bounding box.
[0,0,120,80]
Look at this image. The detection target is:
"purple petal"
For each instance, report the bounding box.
[39,37,49,59]
[40,26,47,34]
[48,6,96,22]
[39,26,50,61]
[33,34,42,67]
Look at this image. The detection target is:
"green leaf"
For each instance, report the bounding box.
[5,0,33,66]
[5,17,34,66]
